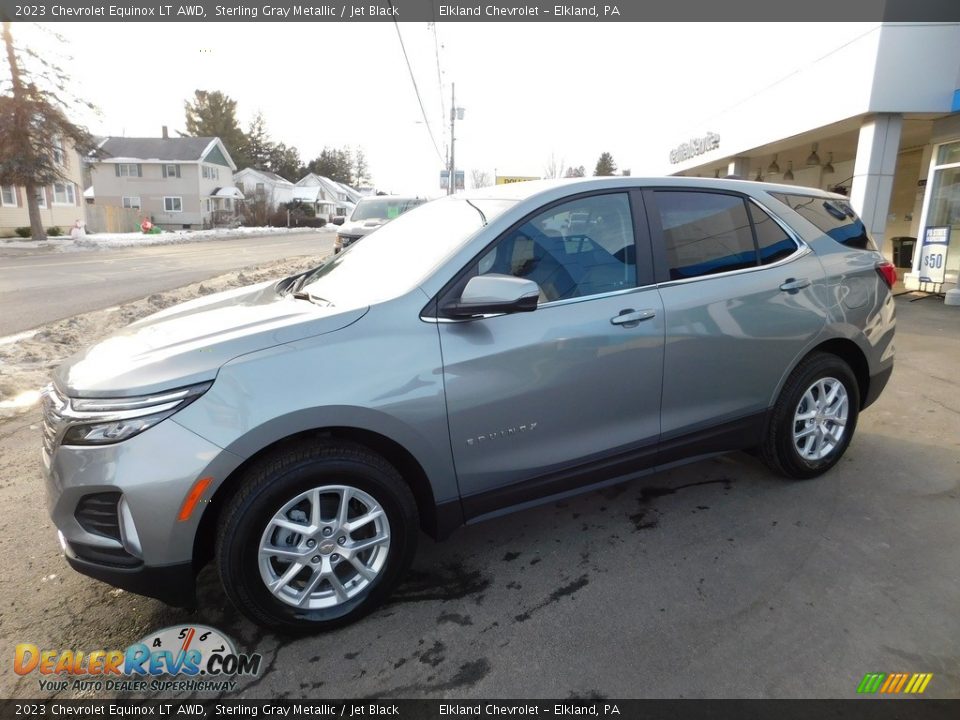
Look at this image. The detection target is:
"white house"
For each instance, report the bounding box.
[296,174,357,219]
[233,168,295,210]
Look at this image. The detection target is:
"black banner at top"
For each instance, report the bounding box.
[0,0,958,22]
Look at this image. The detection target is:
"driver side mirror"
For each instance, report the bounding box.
[441,274,540,319]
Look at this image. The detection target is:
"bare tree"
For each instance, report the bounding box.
[470,169,491,189]
[564,165,586,178]
[543,153,566,179]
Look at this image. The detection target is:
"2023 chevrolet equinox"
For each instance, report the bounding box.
[42,177,896,631]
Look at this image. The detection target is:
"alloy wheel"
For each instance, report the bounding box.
[257,485,390,609]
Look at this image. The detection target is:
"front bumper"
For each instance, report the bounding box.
[42,413,241,603]
[64,546,197,607]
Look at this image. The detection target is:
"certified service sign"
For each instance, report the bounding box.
[918,226,950,284]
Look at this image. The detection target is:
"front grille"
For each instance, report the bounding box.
[70,541,141,569]
[75,492,123,541]
[41,384,68,457]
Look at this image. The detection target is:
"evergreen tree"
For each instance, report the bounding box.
[183,90,249,167]
[242,112,274,170]
[0,22,97,241]
[268,142,303,181]
[593,152,617,176]
[305,147,354,185]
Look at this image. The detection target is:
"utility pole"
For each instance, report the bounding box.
[447,84,465,195]
[448,83,456,195]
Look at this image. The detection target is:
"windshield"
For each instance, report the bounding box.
[351,197,424,221]
[301,197,517,306]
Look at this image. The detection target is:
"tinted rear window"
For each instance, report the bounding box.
[655,191,757,280]
[770,192,875,251]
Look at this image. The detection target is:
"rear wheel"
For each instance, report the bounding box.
[761,353,860,479]
[216,441,418,632]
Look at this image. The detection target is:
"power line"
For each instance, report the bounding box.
[428,14,446,146]
[388,3,444,163]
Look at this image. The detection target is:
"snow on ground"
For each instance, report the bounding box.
[0,225,334,252]
[0,254,324,417]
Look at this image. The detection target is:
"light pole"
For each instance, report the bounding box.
[448,83,465,195]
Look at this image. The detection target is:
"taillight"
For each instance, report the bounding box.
[875,260,897,289]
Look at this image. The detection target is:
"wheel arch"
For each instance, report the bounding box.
[776,337,870,411]
[192,426,461,569]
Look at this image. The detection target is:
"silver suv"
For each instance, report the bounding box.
[42,178,896,631]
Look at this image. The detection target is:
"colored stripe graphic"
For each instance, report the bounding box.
[857,672,932,694]
[857,673,885,693]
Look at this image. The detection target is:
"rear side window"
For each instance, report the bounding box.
[749,204,798,265]
[770,192,875,251]
[655,191,757,280]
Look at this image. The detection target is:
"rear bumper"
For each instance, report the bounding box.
[862,363,893,410]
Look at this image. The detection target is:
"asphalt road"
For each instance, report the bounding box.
[1,298,958,700]
[0,231,334,336]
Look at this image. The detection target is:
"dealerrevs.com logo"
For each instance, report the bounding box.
[14,625,262,693]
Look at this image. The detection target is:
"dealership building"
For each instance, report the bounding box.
[659,22,960,297]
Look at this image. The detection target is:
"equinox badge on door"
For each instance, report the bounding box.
[466,422,539,446]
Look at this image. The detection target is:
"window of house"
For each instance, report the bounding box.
[255,182,265,193]
[0,186,15,206]
[117,164,141,177]
[122,196,141,209]
[36,187,46,208]
[655,191,758,280]
[52,182,76,205]
[163,164,180,178]
[52,137,65,166]
[470,193,637,303]
[224,198,232,210]
[749,203,798,264]
[202,165,219,180]
[164,196,183,212]
[205,198,212,213]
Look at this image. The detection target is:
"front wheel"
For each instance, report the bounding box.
[761,353,860,479]
[216,441,418,632]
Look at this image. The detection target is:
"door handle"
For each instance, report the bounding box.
[611,308,657,326]
[779,278,811,292]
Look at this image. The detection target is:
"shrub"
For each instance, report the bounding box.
[291,216,326,228]
[47,226,63,237]
[15,227,31,238]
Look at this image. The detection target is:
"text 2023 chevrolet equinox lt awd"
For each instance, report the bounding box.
[42,177,895,631]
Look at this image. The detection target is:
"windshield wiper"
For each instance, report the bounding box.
[292,290,333,307]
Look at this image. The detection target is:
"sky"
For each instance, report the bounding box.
[14,21,878,197]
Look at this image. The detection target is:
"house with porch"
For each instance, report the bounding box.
[89,134,242,230]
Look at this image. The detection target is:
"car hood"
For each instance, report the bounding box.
[339,219,386,236]
[54,281,368,397]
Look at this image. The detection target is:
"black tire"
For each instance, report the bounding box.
[216,440,418,633]
[761,352,860,480]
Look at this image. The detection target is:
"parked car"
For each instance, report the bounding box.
[334,195,425,253]
[42,177,895,632]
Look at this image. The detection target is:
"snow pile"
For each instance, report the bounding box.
[1,225,334,252]
[0,255,324,418]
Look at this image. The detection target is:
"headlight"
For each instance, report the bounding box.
[59,382,211,446]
